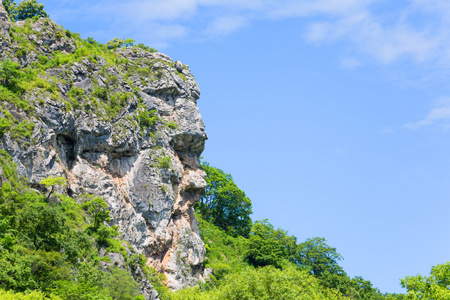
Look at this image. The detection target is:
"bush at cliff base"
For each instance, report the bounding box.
[0,289,62,300]
[170,265,344,300]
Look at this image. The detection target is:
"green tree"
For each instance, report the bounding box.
[3,0,48,21]
[124,38,135,47]
[51,261,109,299]
[19,204,66,251]
[81,195,118,246]
[2,0,18,21]
[197,162,252,237]
[0,249,37,291]
[39,176,67,200]
[81,195,110,231]
[106,37,136,49]
[319,272,360,299]
[245,219,297,269]
[320,272,385,300]
[16,0,48,21]
[401,262,450,299]
[350,276,385,300]
[296,237,343,277]
[105,267,142,300]
[106,38,124,49]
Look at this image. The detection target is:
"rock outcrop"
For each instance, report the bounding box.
[0,1,208,295]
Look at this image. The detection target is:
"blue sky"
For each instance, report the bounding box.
[31,0,450,294]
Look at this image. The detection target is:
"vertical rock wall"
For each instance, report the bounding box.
[0,5,208,292]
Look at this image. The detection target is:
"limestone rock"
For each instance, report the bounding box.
[0,0,11,54]
[0,6,209,297]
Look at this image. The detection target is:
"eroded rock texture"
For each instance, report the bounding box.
[0,2,208,294]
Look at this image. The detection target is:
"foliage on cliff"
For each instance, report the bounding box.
[3,0,48,21]
[0,151,159,299]
[168,162,405,300]
[167,213,407,300]
[196,162,252,237]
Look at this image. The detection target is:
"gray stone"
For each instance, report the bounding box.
[0,3,208,296]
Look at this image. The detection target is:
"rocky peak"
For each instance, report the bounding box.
[0,11,209,297]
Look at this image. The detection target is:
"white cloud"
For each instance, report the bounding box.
[270,0,375,18]
[340,57,363,69]
[303,5,440,65]
[42,0,450,68]
[405,98,450,130]
[197,0,273,10]
[204,16,247,37]
[86,0,198,22]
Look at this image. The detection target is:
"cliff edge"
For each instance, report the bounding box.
[0,1,208,294]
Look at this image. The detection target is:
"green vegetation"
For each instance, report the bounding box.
[1,154,404,299]
[297,237,343,276]
[400,262,450,299]
[136,43,157,53]
[0,11,166,144]
[167,162,406,300]
[196,162,253,237]
[245,219,297,269]
[166,213,403,300]
[156,156,171,169]
[136,103,159,130]
[4,0,48,21]
[0,151,163,299]
[106,38,135,49]
[0,289,61,299]
[39,176,66,200]
[166,120,178,130]
[171,264,345,300]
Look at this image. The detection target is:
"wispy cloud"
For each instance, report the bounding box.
[303,5,440,65]
[204,16,248,37]
[269,0,375,18]
[42,0,450,69]
[340,57,363,69]
[405,98,450,130]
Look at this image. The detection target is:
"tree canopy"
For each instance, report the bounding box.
[3,0,48,21]
[295,237,343,277]
[245,219,297,269]
[39,176,66,200]
[401,262,450,299]
[197,162,252,237]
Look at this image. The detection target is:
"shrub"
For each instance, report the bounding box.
[136,43,158,53]
[137,107,158,129]
[156,156,171,169]
[106,38,125,49]
[0,289,62,300]
[5,0,49,21]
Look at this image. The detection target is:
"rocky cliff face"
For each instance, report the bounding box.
[0,2,207,293]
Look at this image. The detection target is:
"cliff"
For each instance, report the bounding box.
[0,1,208,296]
